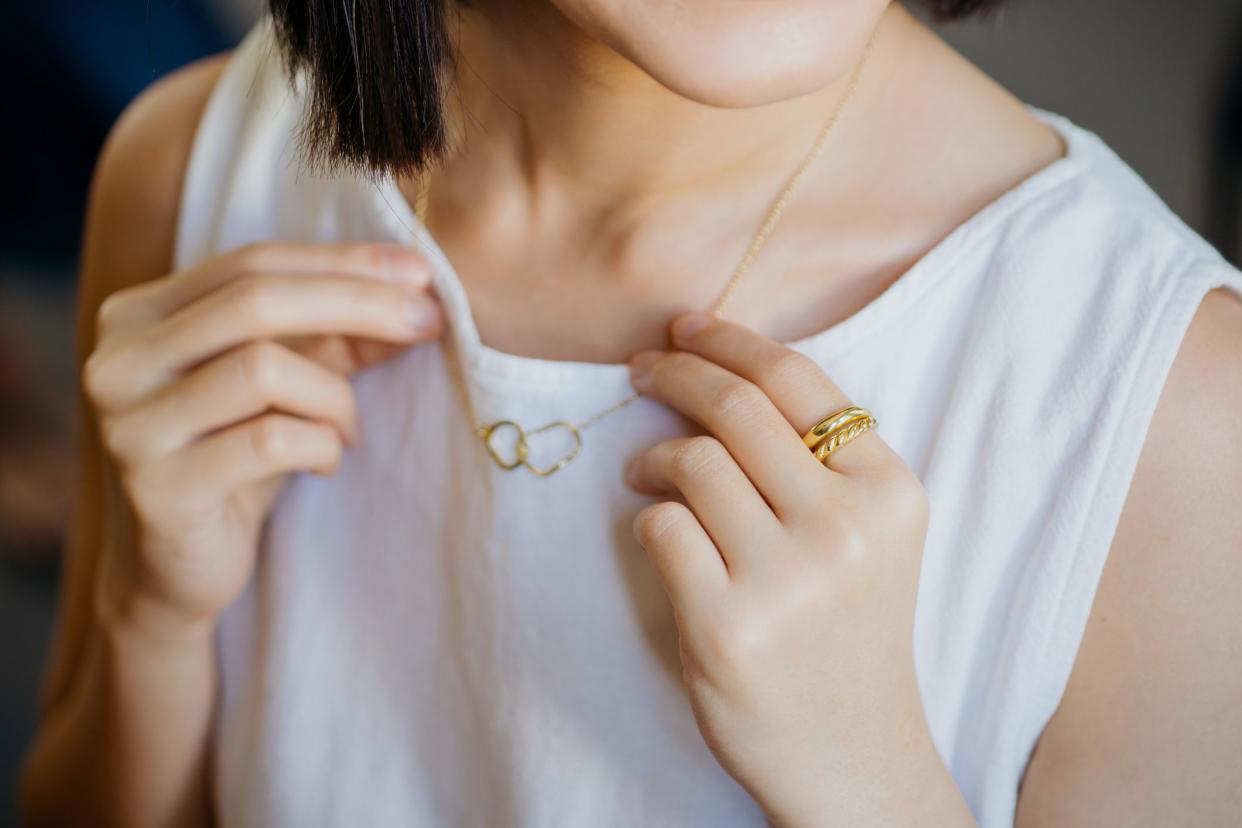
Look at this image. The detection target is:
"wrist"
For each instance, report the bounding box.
[94,586,218,724]
[93,534,220,653]
[95,574,218,657]
[759,702,975,828]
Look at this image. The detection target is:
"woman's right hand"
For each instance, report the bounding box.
[81,240,441,638]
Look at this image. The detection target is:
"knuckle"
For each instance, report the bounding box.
[651,349,703,382]
[236,340,283,397]
[641,350,675,383]
[709,380,764,418]
[227,274,281,327]
[669,436,724,480]
[765,349,820,387]
[632,501,686,547]
[348,273,390,306]
[231,240,282,275]
[320,369,358,427]
[702,608,764,671]
[248,414,292,464]
[80,347,110,403]
[317,426,345,472]
[80,341,136,411]
[356,243,391,274]
[812,515,869,566]
[835,518,869,563]
[94,290,129,337]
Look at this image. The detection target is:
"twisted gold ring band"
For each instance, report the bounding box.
[801,405,877,463]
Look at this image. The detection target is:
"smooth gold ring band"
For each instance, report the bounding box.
[802,406,872,449]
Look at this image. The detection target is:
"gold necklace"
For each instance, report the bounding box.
[406,32,875,477]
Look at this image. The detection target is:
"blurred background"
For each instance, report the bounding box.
[1,0,1240,823]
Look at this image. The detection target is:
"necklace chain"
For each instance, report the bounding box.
[402,29,877,475]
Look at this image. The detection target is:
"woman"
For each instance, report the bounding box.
[21,0,1242,825]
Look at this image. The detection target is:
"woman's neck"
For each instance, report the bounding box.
[420,0,911,242]
[401,0,1063,363]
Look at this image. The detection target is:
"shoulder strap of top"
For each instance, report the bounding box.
[172,16,304,272]
[1015,244,1242,781]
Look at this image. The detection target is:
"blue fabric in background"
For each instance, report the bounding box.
[0,1,235,275]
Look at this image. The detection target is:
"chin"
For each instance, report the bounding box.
[552,0,891,108]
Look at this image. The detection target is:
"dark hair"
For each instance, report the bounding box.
[269,0,1006,179]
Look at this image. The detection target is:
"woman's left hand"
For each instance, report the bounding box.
[625,312,975,827]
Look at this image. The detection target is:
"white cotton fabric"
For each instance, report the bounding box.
[174,18,1242,828]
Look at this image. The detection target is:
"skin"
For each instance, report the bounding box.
[408,1,1062,362]
[21,0,1242,825]
[19,58,445,827]
[625,315,975,826]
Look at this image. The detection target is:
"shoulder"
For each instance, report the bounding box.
[84,51,231,306]
[1015,283,1242,824]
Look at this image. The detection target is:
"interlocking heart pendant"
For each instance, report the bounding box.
[480,419,583,477]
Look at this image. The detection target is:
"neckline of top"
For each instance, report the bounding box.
[368,106,1089,388]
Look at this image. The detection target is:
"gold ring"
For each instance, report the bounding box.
[812,415,876,461]
[801,405,877,463]
[802,406,872,448]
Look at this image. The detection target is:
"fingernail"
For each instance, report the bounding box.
[383,246,431,285]
[671,312,712,342]
[628,350,662,388]
[406,297,440,333]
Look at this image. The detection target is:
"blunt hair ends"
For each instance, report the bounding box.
[268,0,458,180]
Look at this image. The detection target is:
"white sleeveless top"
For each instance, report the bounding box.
[175,18,1242,828]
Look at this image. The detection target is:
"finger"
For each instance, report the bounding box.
[668,313,893,475]
[283,333,413,376]
[626,436,779,573]
[95,241,431,339]
[156,413,344,509]
[104,340,359,464]
[632,501,729,616]
[628,348,822,516]
[89,272,442,411]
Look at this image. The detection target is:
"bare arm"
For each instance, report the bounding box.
[1015,285,1242,825]
[18,54,232,828]
[17,42,447,825]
